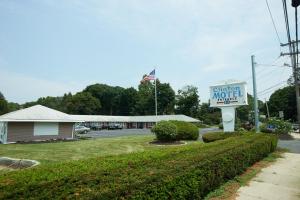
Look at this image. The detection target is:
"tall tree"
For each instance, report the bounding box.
[65,92,101,115]
[198,102,221,125]
[119,87,138,115]
[134,78,175,115]
[84,84,124,115]
[157,81,175,114]
[175,85,200,117]
[134,79,155,115]
[0,92,9,115]
[268,86,296,121]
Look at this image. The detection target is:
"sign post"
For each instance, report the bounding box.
[210,80,248,132]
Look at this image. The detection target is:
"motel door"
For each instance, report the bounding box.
[0,122,7,144]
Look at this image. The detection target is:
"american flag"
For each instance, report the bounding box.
[143,69,155,81]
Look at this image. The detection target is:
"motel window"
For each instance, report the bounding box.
[34,122,59,136]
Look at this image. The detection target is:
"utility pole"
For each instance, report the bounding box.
[265,98,270,118]
[281,41,300,131]
[251,55,259,133]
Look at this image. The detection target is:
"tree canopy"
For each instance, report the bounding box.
[268,86,296,121]
[175,85,200,117]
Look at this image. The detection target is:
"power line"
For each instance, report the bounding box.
[257,81,286,94]
[258,85,287,97]
[266,0,282,44]
[256,63,290,67]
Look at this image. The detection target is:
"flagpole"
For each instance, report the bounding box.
[154,67,158,122]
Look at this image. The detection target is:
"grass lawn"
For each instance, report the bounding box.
[0,135,172,164]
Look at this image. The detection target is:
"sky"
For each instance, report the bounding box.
[0,0,295,104]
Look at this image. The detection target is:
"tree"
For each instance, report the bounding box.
[84,84,124,115]
[268,86,296,121]
[198,102,221,125]
[119,87,138,115]
[0,92,9,115]
[7,102,20,112]
[157,81,175,114]
[175,85,200,117]
[134,78,175,115]
[0,92,4,100]
[65,92,101,115]
[134,79,155,115]
[236,94,264,123]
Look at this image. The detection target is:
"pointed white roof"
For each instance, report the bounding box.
[0,105,82,122]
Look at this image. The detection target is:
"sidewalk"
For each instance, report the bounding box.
[236,153,300,200]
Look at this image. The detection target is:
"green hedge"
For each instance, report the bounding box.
[0,134,277,199]
[170,120,199,140]
[151,121,177,141]
[202,132,242,143]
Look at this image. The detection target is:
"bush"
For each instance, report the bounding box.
[260,118,292,134]
[170,120,199,140]
[0,134,278,199]
[151,121,177,141]
[218,123,223,129]
[202,132,242,143]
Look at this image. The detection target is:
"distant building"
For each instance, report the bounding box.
[0,105,81,144]
[0,105,200,144]
[72,114,199,129]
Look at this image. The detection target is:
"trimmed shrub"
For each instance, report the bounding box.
[170,120,199,140]
[0,134,277,199]
[151,120,177,141]
[202,132,242,143]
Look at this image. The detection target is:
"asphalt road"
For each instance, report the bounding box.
[278,139,300,154]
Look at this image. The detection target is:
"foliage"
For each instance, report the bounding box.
[219,123,223,129]
[236,94,264,123]
[0,134,277,199]
[260,118,292,134]
[135,79,175,115]
[0,99,8,115]
[151,121,177,141]
[170,120,199,140]
[0,92,8,115]
[202,132,242,143]
[198,103,221,125]
[119,87,138,115]
[267,86,296,121]
[65,92,101,115]
[84,84,123,115]
[0,92,4,100]
[175,85,200,117]
[7,102,20,112]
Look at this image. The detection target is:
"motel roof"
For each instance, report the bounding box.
[71,114,200,123]
[0,105,200,123]
[0,105,82,122]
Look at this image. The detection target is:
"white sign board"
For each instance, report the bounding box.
[210,82,248,107]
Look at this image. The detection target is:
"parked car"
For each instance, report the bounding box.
[90,124,102,130]
[75,125,90,134]
[108,123,123,130]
